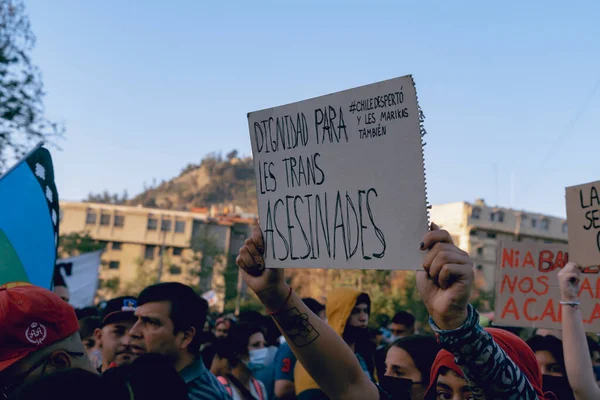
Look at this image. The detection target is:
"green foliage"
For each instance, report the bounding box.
[99,277,120,293]
[58,232,105,258]
[0,0,63,169]
[84,190,128,205]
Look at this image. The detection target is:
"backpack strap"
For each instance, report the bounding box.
[251,378,264,400]
[217,376,233,397]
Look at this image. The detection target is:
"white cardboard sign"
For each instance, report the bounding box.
[247,76,428,270]
[566,180,600,267]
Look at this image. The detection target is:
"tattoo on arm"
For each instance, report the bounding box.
[273,307,320,348]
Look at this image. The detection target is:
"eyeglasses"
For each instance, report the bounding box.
[0,351,85,399]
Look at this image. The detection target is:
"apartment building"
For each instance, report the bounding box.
[430,199,568,290]
[59,201,254,311]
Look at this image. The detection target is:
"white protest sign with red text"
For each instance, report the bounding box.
[494,240,600,332]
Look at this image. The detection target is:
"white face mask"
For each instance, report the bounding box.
[246,347,269,370]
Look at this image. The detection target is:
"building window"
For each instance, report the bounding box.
[112,242,122,251]
[161,220,172,232]
[541,219,550,231]
[486,232,497,239]
[476,265,484,271]
[173,247,183,256]
[175,220,186,233]
[471,207,481,220]
[145,245,156,260]
[147,217,158,231]
[108,261,120,270]
[531,218,537,228]
[477,247,483,256]
[114,214,125,227]
[100,213,111,226]
[497,211,505,222]
[490,211,505,223]
[169,265,182,275]
[562,222,568,234]
[470,230,478,236]
[85,210,97,225]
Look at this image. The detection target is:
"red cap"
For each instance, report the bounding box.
[0,284,79,371]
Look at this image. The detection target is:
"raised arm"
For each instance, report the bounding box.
[417,224,538,400]
[236,227,380,400]
[559,262,600,400]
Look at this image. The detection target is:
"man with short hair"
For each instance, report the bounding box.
[95,296,138,373]
[0,284,96,398]
[389,311,415,341]
[127,282,230,399]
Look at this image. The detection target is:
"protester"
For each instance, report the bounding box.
[294,288,373,399]
[235,225,553,400]
[10,368,103,400]
[388,311,415,341]
[383,336,439,400]
[211,325,268,400]
[101,353,188,400]
[559,262,600,400]
[0,285,96,399]
[215,317,233,339]
[527,335,566,377]
[274,298,325,400]
[95,296,138,373]
[127,282,231,399]
[78,316,102,369]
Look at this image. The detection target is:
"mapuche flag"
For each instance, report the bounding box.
[0,144,60,289]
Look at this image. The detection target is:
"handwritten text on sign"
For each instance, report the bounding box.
[247,76,428,270]
[566,180,600,267]
[494,241,600,331]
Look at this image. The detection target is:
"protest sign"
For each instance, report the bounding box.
[566,180,600,267]
[0,143,59,289]
[494,240,600,332]
[247,76,428,270]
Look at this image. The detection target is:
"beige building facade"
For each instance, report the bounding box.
[430,199,568,290]
[59,201,253,311]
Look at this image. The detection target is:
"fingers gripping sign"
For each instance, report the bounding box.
[236,226,289,310]
[558,262,583,303]
[417,222,475,331]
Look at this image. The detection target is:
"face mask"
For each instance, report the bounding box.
[379,376,413,399]
[594,366,600,382]
[244,347,269,371]
[542,375,575,400]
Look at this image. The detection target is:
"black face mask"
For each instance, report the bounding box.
[542,375,575,400]
[594,366,600,382]
[379,376,414,399]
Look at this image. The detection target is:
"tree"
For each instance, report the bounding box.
[0,0,63,169]
[226,149,238,161]
[58,232,106,258]
[84,190,128,204]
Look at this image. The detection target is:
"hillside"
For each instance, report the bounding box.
[128,152,258,212]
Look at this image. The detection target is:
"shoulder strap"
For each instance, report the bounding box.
[217,376,233,397]
[251,378,264,400]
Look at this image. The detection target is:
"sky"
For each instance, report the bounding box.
[24,0,600,218]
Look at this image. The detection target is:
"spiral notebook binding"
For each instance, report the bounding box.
[409,75,430,225]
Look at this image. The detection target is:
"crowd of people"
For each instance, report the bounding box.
[2,223,600,399]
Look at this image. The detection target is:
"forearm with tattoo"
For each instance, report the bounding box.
[273,307,320,348]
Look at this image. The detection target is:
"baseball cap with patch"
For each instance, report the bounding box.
[100,296,137,327]
[0,284,79,371]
